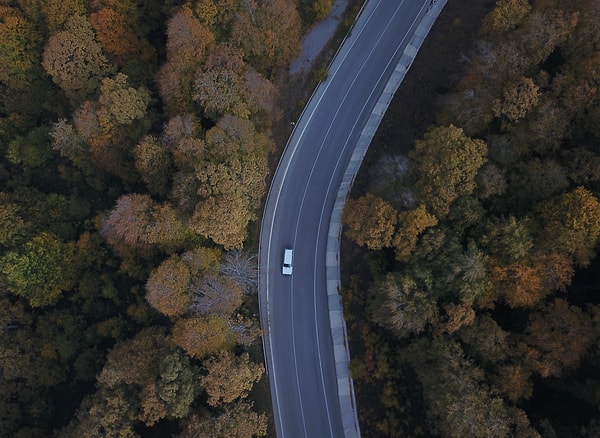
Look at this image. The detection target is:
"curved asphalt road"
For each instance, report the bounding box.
[259,1,432,436]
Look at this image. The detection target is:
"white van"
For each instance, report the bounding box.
[282,249,293,275]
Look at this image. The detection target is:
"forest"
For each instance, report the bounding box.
[0,0,337,436]
[342,0,600,436]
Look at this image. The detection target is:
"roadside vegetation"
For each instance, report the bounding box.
[0,0,337,436]
[342,0,600,436]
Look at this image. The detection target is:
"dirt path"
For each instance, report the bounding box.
[290,0,350,75]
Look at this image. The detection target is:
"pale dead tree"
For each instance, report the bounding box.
[228,314,262,347]
[220,249,258,294]
[189,275,243,316]
[162,113,197,146]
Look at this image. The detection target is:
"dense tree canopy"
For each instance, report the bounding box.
[42,15,114,104]
[0,0,311,434]
[0,232,76,307]
[343,0,600,436]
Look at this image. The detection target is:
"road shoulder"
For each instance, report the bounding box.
[324,1,448,436]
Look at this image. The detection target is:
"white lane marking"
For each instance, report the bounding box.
[263,0,428,436]
[312,2,429,429]
[264,2,387,436]
[289,1,430,435]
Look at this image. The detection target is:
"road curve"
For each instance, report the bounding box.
[258,1,434,436]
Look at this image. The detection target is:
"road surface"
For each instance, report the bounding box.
[259,1,433,436]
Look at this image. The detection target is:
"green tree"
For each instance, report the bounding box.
[562,147,600,186]
[0,296,62,388]
[0,293,112,432]
[493,364,533,403]
[479,216,533,264]
[509,98,570,155]
[505,158,569,212]
[39,0,87,34]
[0,199,30,248]
[6,126,53,168]
[410,125,487,217]
[156,352,201,419]
[57,386,138,438]
[452,241,491,304]
[446,195,486,230]
[299,0,334,23]
[0,232,76,307]
[95,327,202,426]
[457,314,510,365]
[97,327,172,389]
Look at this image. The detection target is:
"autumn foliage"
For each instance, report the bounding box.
[0,0,305,433]
[343,0,600,436]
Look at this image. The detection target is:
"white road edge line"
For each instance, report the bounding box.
[259,0,447,436]
[294,3,410,437]
[261,1,384,436]
[324,1,447,436]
